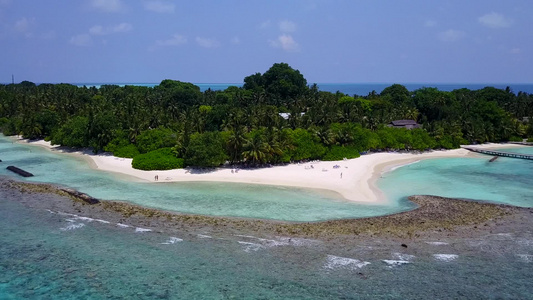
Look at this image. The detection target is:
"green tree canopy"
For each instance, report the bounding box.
[136,127,177,154]
[158,79,203,107]
[184,131,227,167]
[243,63,308,105]
[50,116,89,148]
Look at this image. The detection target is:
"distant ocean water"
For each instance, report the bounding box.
[70,83,533,95]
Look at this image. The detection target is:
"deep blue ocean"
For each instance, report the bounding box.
[71,83,533,96]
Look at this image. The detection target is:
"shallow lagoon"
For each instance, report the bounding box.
[378,147,533,208]
[0,135,412,221]
[2,135,533,221]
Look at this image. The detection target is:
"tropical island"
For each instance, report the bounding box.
[2,65,533,300]
[1,63,532,175]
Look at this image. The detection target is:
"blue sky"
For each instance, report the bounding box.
[0,0,531,84]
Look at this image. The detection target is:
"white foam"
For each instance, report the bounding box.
[235,235,289,247]
[55,212,111,224]
[425,242,449,246]
[74,216,95,222]
[75,216,110,224]
[433,254,458,262]
[57,211,75,217]
[135,227,152,233]
[382,260,410,268]
[258,238,289,247]
[60,223,85,231]
[276,236,321,247]
[235,234,257,239]
[116,223,130,228]
[161,237,183,244]
[324,255,370,270]
[238,241,263,252]
[516,254,533,263]
[389,160,420,172]
[495,233,513,237]
[197,234,212,239]
[516,239,533,247]
[234,234,319,248]
[392,253,415,261]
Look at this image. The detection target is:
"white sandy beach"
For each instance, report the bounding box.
[20,138,525,204]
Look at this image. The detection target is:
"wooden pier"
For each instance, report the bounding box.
[463,147,533,161]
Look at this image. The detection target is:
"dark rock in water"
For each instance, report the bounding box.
[6,166,33,177]
[401,243,408,248]
[60,188,100,204]
[489,156,499,162]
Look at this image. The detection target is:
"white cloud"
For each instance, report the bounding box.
[89,23,132,35]
[279,20,296,33]
[14,17,31,32]
[424,20,437,27]
[40,30,56,40]
[155,34,187,46]
[478,12,512,28]
[439,29,466,42]
[269,34,300,52]
[12,17,36,37]
[260,20,271,29]
[144,0,175,13]
[91,0,124,13]
[113,22,132,33]
[304,2,317,11]
[231,36,240,44]
[89,25,105,35]
[70,34,92,46]
[196,37,220,48]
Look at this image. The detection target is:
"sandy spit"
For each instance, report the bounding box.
[18,137,524,204]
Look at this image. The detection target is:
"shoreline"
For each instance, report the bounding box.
[15,136,525,204]
[3,177,530,239]
[3,169,533,300]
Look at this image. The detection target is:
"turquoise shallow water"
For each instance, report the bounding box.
[1,189,532,299]
[0,135,411,221]
[2,135,533,221]
[2,137,533,298]
[378,147,533,208]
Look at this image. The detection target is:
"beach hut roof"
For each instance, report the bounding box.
[390,120,418,126]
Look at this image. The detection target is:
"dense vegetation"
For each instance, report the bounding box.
[1,63,532,170]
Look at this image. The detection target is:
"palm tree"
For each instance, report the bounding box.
[242,133,269,165]
[313,126,334,146]
[227,128,248,163]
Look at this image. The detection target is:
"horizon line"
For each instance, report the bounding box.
[2,81,532,85]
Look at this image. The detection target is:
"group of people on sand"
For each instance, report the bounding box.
[154,175,159,181]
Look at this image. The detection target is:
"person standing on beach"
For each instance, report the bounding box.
[340,172,343,179]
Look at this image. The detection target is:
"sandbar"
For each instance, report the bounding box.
[17,138,525,204]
